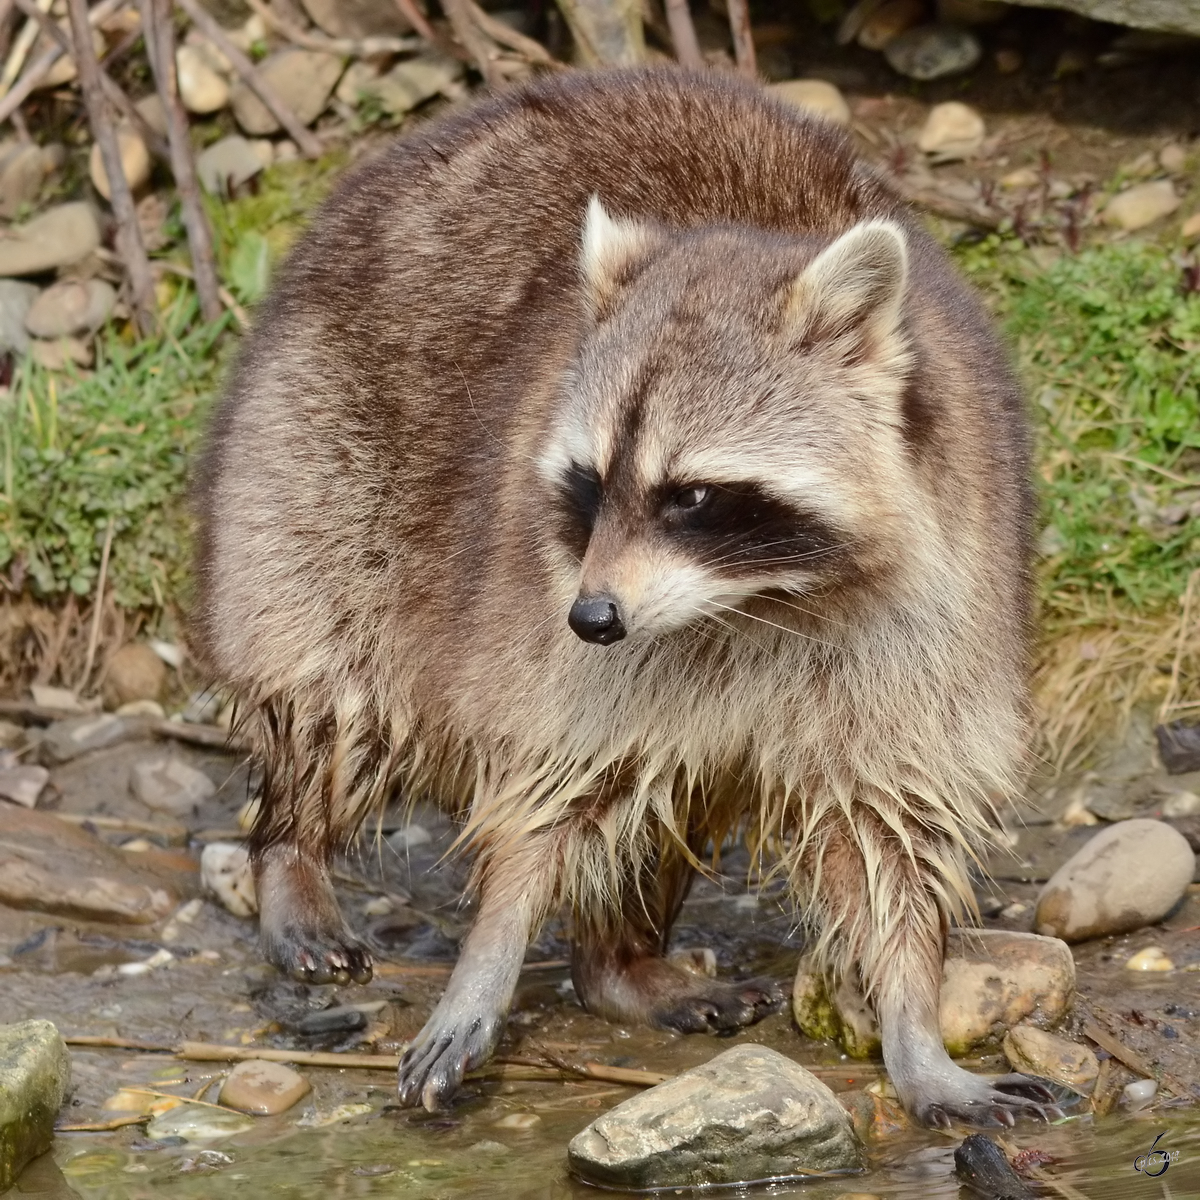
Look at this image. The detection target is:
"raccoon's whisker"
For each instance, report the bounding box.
[707,601,838,651]
[698,540,855,571]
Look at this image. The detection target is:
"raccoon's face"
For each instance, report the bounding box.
[539,199,916,645]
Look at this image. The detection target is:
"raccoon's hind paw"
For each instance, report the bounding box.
[262,925,374,987]
[914,1073,1067,1130]
[651,976,785,1035]
[397,1010,503,1111]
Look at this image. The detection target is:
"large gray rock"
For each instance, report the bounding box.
[231,48,344,136]
[40,714,139,764]
[130,755,216,816]
[567,1044,862,1190]
[1004,0,1200,37]
[0,1020,70,1192]
[0,203,100,276]
[1035,819,1195,943]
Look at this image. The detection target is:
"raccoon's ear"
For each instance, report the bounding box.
[580,195,661,312]
[784,219,908,359]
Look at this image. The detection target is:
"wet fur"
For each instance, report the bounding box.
[194,68,1056,1125]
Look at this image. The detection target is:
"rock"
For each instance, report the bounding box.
[231,48,344,136]
[116,698,166,720]
[130,755,216,815]
[0,143,58,220]
[0,280,39,354]
[196,135,266,198]
[176,44,230,114]
[0,1020,71,1192]
[146,1103,254,1141]
[1004,0,1200,40]
[954,1135,1036,1200]
[201,842,257,917]
[917,101,985,160]
[135,93,169,137]
[1159,143,1186,173]
[24,278,115,340]
[335,60,380,106]
[1125,946,1174,971]
[387,822,431,850]
[295,1006,368,1036]
[0,806,175,923]
[41,714,135,764]
[794,930,1075,1057]
[0,722,25,750]
[1001,166,1040,189]
[858,0,925,49]
[494,1112,540,1129]
[1035,819,1195,942]
[770,79,851,126]
[0,766,49,808]
[1002,1026,1098,1093]
[29,685,84,713]
[1122,1079,1157,1110]
[219,1059,311,1114]
[103,642,168,709]
[0,202,101,276]
[884,25,982,79]
[1156,721,1200,774]
[1103,180,1180,231]
[567,1045,862,1189]
[89,126,151,201]
[301,0,410,38]
[1182,212,1200,241]
[30,336,93,371]
[363,52,463,116]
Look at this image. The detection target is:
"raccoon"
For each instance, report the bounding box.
[194,67,1060,1127]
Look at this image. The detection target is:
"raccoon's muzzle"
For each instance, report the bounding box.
[568,595,626,644]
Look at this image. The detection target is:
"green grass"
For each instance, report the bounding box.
[955,236,1200,624]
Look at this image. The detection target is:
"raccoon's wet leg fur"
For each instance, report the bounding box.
[804,808,1063,1128]
[249,697,374,986]
[398,833,565,1111]
[571,839,783,1033]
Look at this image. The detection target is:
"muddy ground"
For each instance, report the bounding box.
[1,712,1198,1199]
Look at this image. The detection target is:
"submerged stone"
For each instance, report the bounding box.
[567,1044,862,1189]
[0,1020,71,1192]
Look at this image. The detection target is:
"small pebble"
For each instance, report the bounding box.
[999,902,1027,919]
[917,101,985,160]
[219,1059,311,1115]
[493,1112,541,1130]
[1103,180,1181,231]
[201,842,257,917]
[1125,946,1174,972]
[1122,1079,1158,1110]
[296,1006,368,1036]
[770,79,851,126]
[146,1104,254,1141]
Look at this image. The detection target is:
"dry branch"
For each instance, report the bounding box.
[726,0,755,78]
[440,0,502,87]
[174,0,322,159]
[465,0,555,66]
[77,515,113,692]
[66,0,155,335]
[242,0,418,59]
[140,0,222,323]
[663,0,702,69]
[390,0,445,51]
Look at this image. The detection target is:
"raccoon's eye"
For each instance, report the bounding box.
[672,485,712,510]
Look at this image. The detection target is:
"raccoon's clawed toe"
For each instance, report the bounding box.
[912,1073,1070,1129]
[397,1010,503,1111]
[264,926,374,986]
[652,976,784,1035]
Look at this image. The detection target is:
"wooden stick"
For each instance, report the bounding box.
[663,0,702,70]
[0,0,46,93]
[140,0,222,323]
[242,0,417,59]
[51,812,189,841]
[57,1114,148,1132]
[389,0,447,51]
[174,0,322,159]
[1083,1019,1186,1098]
[153,719,247,752]
[10,0,165,158]
[66,1034,174,1051]
[77,515,113,693]
[123,1085,240,1113]
[464,0,555,65]
[67,0,155,336]
[440,0,502,88]
[726,0,755,78]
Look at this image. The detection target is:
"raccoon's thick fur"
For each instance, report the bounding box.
[195,68,1059,1126]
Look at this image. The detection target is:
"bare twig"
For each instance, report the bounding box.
[65,1034,173,1050]
[663,0,702,69]
[77,515,113,693]
[440,0,502,87]
[0,0,46,93]
[726,0,755,78]
[1159,568,1199,722]
[0,0,18,71]
[242,0,417,59]
[140,0,222,323]
[174,0,323,159]
[464,0,555,66]
[390,0,446,51]
[153,718,248,752]
[67,0,155,335]
[56,1115,149,1132]
[52,812,190,842]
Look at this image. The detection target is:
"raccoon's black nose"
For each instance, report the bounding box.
[568,596,626,645]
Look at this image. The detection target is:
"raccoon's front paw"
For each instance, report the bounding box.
[651,975,785,1035]
[397,1009,504,1111]
[912,1072,1067,1130]
[261,923,374,986]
